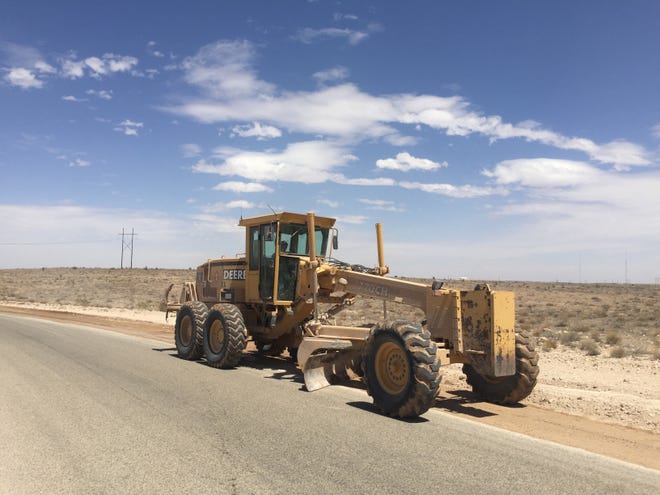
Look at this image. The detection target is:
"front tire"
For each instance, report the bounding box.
[203,304,247,369]
[174,301,208,360]
[463,330,540,404]
[362,320,442,418]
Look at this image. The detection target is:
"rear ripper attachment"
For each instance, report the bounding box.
[163,211,539,418]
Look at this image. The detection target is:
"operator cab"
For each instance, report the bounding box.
[239,212,336,305]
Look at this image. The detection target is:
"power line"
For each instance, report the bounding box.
[0,239,111,246]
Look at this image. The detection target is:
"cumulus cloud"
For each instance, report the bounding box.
[376,152,447,172]
[336,214,368,224]
[181,143,202,158]
[200,200,257,213]
[212,181,273,193]
[86,89,113,100]
[400,181,504,198]
[652,123,660,140]
[0,42,56,88]
[62,95,89,102]
[313,66,349,84]
[147,41,165,58]
[231,122,282,140]
[358,199,404,212]
[318,198,339,208]
[114,119,144,136]
[294,27,370,45]
[5,68,44,89]
[164,40,650,169]
[60,53,138,79]
[483,158,602,188]
[196,141,354,184]
[181,40,274,99]
[69,158,91,167]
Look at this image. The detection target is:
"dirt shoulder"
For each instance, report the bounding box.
[1,303,658,471]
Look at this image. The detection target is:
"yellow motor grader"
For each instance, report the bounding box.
[164,211,539,418]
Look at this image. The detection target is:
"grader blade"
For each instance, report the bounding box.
[298,337,359,391]
[303,353,337,391]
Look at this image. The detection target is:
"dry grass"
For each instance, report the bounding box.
[0,268,195,311]
[1,269,658,359]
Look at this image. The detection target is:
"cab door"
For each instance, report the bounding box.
[258,222,277,301]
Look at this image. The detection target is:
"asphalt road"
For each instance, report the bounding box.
[1,314,658,495]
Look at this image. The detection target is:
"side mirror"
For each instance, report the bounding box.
[332,229,339,250]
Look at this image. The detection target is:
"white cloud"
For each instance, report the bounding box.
[200,200,257,213]
[226,200,256,209]
[318,198,339,208]
[86,89,113,100]
[313,66,349,84]
[231,122,282,140]
[212,181,273,193]
[181,143,202,158]
[105,54,139,72]
[69,158,91,167]
[332,176,396,186]
[196,141,355,184]
[400,181,504,198]
[181,40,274,99]
[358,199,404,212]
[147,41,165,58]
[295,27,370,45]
[85,56,106,75]
[34,61,56,74]
[166,41,650,169]
[376,152,447,172]
[62,95,87,102]
[60,53,138,80]
[336,214,368,224]
[4,68,43,89]
[652,123,660,140]
[483,158,602,188]
[0,204,246,268]
[167,83,400,140]
[61,58,85,79]
[0,42,56,89]
[114,120,144,136]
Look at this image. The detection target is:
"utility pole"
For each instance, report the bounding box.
[119,228,137,269]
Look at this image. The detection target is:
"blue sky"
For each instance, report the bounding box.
[1,1,659,282]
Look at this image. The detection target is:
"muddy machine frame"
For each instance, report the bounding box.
[165,211,539,418]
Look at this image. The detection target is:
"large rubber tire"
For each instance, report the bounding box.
[362,320,442,418]
[174,301,208,360]
[203,304,247,369]
[463,330,540,404]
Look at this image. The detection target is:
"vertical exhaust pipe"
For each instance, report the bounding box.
[375,223,388,275]
[307,212,319,321]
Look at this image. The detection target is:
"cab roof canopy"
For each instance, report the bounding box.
[238,211,336,229]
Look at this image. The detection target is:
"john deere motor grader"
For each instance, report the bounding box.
[164,211,539,418]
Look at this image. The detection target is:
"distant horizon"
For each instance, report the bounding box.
[0,265,656,287]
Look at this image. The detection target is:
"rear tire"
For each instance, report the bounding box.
[174,301,208,360]
[203,304,247,369]
[362,320,442,418]
[463,330,540,404]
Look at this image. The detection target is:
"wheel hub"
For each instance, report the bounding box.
[375,341,409,395]
[209,320,225,354]
[180,316,192,347]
